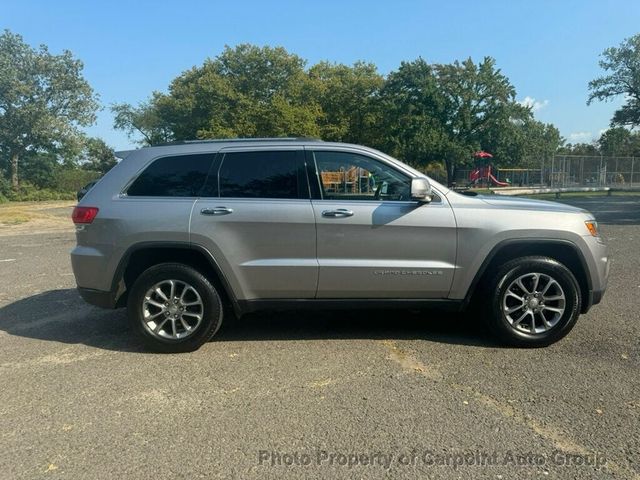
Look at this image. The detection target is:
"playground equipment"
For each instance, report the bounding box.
[469,151,510,187]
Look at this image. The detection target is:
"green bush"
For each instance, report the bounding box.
[0,175,9,203]
[4,182,76,201]
[53,169,100,192]
[0,166,99,202]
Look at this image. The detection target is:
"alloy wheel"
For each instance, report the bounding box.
[141,279,204,340]
[502,272,566,334]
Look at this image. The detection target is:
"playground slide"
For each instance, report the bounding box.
[488,173,510,187]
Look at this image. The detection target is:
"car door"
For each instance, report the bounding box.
[190,147,318,300]
[308,148,457,299]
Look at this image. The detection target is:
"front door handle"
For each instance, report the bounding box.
[321,208,354,218]
[201,207,233,216]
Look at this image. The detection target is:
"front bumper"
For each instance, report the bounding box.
[582,288,605,314]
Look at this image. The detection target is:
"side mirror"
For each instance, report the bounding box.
[411,177,433,203]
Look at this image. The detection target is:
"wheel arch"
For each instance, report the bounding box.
[113,242,239,315]
[464,239,592,313]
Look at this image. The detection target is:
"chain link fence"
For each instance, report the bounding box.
[545,155,637,188]
[430,156,639,188]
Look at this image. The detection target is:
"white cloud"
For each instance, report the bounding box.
[519,96,549,112]
[567,131,592,143]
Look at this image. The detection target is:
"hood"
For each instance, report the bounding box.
[478,195,587,214]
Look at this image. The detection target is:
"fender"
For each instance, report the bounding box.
[461,238,593,312]
[111,241,241,315]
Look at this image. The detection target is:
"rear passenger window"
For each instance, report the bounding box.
[127,154,214,197]
[218,151,301,199]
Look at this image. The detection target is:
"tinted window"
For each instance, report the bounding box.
[219,150,301,199]
[313,151,411,201]
[127,154,214,197]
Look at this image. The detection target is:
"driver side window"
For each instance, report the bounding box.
[313,151,411,201]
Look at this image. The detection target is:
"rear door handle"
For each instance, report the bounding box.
[321,209,354,218]
[201,207,233,216]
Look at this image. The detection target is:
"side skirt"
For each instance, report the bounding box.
[236,298,465,316]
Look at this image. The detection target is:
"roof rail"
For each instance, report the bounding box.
[152,137,323,147]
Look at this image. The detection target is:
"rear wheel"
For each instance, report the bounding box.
[127,263,223,353]
[484,256,581,347]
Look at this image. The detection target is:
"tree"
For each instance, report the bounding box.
[588,34,640,128]
[0,30,99,188]
[598,127,640,157]
[112,99,173,146]
[112,45,555,186]
[308,61,383,144]
[377,58,449,168]
[556,142,600,156]
[377,57,530,184]
[113,45,321,144]
[433,57,530,182]
[20,151,59,189]
[506,119,561,167]
[81,137,117,174]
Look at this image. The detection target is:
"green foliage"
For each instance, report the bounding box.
[0,33,567,190]
[509,120,561,167]
[113,48,554,185]
[598,127,640,156]
[377,59,448,166]
[0,181,75,201]
[53,168,100,193]
[557,142,600,156]
[112,100,173,146]
[588,34,640,128]
[309,61,384,144]
[80,137,117,174]
[422,162,448,183]
[0,29,99,188]
[114,45,322,142]
[377,56,537,180]
[20,152,59,189]
[0,175,11,202]
[434,57,531,177]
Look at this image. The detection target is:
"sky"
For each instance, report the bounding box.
[3,0,639,151]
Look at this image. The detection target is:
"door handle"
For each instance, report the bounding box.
[201,207,233,216]
[321,209,354,218]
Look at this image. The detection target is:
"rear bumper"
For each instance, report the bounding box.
[78,287,117,309]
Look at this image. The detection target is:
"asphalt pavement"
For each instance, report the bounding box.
[0,197,638,479]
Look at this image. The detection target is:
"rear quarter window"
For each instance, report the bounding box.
[127,154,215,197]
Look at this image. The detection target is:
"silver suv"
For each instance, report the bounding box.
[71,139,609,352]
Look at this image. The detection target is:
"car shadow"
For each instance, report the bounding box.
[0,289,500,352]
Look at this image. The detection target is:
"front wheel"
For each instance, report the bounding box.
[127,263,223,353]
[484,256,581,347]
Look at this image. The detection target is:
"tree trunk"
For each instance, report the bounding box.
[10,152,19,190]
[445,159,456,187]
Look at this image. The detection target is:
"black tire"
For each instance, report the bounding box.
[127,263,223,353]
[483,256,581,347]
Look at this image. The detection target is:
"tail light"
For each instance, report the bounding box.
[72,206,99,224]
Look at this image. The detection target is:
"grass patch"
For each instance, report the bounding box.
[0,200,75,228]
[0,207,33,225]
[0,215,31,225]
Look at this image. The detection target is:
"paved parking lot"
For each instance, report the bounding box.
[0,196,639,479]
